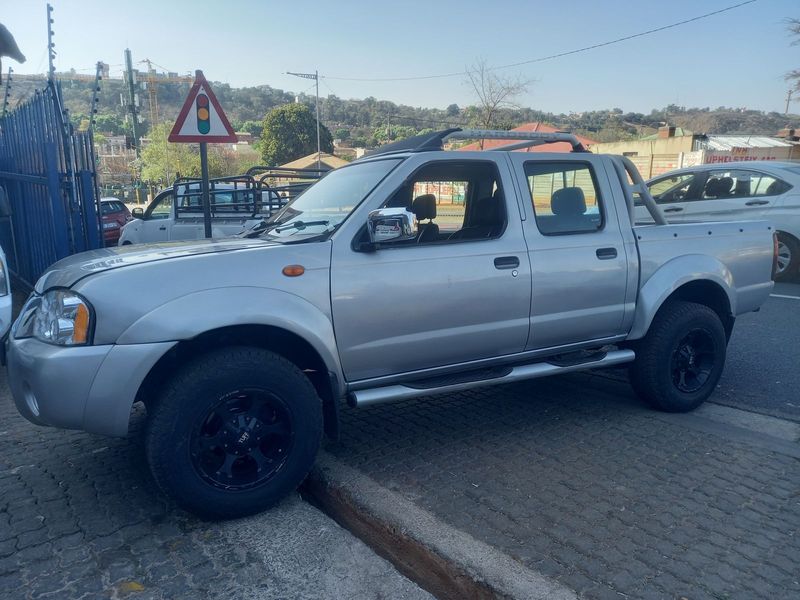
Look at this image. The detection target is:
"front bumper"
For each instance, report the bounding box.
[7,335,176,437]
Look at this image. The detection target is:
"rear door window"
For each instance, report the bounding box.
[101,201,126,214]
[700,169,790,199]
[524,162,604,235]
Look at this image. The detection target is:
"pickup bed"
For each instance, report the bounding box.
[6,129,776,519]
[118,168,323,245]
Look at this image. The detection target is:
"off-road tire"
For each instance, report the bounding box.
[145,346,322,520]
[629,300,726,413]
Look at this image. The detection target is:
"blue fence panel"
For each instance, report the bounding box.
[0,80,102,287]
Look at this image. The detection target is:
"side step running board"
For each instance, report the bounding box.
[348,349,635,408]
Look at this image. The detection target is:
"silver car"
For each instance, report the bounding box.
[642,161,800,280]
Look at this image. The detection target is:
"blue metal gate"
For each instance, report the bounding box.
[0,79,101,287]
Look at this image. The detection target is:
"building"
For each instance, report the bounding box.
[456,122,598,153]
[591,126,800,179]
[279,152,349,171]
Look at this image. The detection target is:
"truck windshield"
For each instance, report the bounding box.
[259,158,401,241]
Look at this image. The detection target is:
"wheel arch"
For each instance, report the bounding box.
[628,255,736,341]
[136,324,342,439]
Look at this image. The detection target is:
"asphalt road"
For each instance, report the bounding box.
[713,280,800,422]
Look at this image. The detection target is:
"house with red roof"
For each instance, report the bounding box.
[455,122,597,153]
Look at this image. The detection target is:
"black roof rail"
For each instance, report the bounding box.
[363,128,462,157]
[363,128,588,158]
[448,129,587,152]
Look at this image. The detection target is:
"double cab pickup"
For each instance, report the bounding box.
[7,129,777,518]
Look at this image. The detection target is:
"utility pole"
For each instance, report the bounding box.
[89,62,103,129]
[786,89,794,116]
[46,4,55,80]
[124,49,142,205]
[286,70,321,169]
[124,48,141,158]
[2,67,12,118]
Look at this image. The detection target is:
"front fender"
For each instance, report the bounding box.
[628,254,735,340]
[116,286,343,387]
[117,219,142,245]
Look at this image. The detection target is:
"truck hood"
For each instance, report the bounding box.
[36,238,276,292]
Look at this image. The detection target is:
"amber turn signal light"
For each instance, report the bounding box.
[282,265,305,277]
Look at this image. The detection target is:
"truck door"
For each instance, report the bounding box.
[331,158,532,382]
[509,154,630,349]
[138,190,174,243]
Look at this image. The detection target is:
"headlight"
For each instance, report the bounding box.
[103,222,120,229]
[15,290,93,345]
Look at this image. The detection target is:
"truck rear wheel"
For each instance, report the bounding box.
[629,300,726,413]
[145,346,322,520]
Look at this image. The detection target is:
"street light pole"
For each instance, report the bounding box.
[286,70,321,170]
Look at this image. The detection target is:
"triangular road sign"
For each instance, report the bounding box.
[169,70,237,143]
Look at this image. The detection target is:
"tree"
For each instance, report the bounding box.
[256,103,333,166]
[464,58,531,131]
[786,18,800,93]
[140,123,201,184]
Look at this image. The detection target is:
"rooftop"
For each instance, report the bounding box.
[456,123,598,153]
[699,135,797,151]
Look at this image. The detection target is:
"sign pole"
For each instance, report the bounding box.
[199,142,212,238]
[168,69,237,239]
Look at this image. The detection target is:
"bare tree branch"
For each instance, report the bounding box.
[464,58,532,146]
[786,18,800,92]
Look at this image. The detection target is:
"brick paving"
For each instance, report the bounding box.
[0,377,431,600]
[328,372,800,600]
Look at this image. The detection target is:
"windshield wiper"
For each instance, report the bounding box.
[274,220,331,233]
[239,218,274,238]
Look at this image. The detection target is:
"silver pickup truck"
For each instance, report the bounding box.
[6,129,776,519]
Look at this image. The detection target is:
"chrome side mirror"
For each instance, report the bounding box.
[132,207,144,218]
[367,208,417,244]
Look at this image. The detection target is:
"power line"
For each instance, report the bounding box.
[323,0,757,82]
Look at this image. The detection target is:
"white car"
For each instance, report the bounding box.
[119,184,284,245]
[0,243,11,339]
[640,161,800,280]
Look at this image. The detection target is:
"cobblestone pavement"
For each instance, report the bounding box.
[0,374,432,600]
[328,372,800,600]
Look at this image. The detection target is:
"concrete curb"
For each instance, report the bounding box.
[302,452,578,600]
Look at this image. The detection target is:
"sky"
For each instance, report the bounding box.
[2,0,799,115]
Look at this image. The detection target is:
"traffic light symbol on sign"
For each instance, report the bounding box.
[196,93,210,134]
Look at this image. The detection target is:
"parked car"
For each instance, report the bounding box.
[6,129,776,519]
[100,198,133,246]
[0,186,13,341]
[0,243,11,341]
[119,170,322,245]
[640,161,800,280]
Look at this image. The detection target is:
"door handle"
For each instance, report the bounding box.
[663,207,683,213]
[494,256,520,270]
[159,226,167,230]
[745,200,769,206]
[596,247,618,260]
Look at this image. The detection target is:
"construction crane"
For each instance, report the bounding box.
[137,59,193,124]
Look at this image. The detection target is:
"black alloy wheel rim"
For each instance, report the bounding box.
[189,388,294,491]
[670,329,716,394]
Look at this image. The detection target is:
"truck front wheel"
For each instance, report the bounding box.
[629,300,727,413]
[145,347,323,519]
